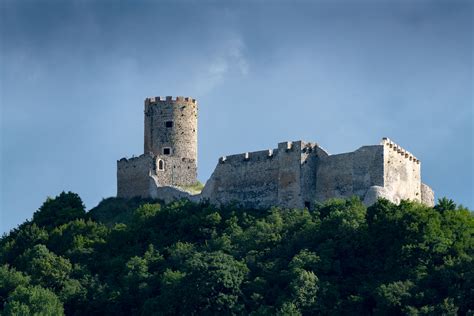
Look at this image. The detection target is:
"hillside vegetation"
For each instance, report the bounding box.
[1,192,473,315]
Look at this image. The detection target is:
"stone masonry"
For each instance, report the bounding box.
[117,96,435,207]
[117,96,198,198]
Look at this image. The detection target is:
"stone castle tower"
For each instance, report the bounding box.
[144,96,197,166]
[117,96,198,198]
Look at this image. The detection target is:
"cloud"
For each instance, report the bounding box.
[194,36,248,94]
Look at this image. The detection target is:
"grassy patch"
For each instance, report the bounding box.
[181,181,205,194]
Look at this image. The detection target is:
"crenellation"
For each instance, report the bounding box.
[381,137,418,162]
[119,95,434,207]
[145,96,198,106]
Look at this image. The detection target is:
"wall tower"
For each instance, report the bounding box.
[143,96,198,187]
[144,96,197,162]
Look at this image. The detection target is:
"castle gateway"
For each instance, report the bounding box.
[117,96,434,208]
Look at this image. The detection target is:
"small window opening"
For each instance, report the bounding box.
[165,121,173,128]
[304,201,311,209]
[158,159,164,171]
[163,148,171,155]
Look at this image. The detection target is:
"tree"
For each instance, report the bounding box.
[3,285,64,316]
[33,192,85,229]
[290,270,319,309]
[435,197,456,213]
[180,251,248,314]
[17,244,72,291]
[0,265,31,308]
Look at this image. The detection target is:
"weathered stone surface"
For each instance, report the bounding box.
[363,186,394,205]
[117,97,434,208]
[382,138,421,204]
[117,96,198,199]
[421,183,435,207]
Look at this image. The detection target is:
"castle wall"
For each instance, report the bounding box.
[381,138,422,203]
[421,183,435,207]
[201,149,281,208]
[153,155,197,187]
[315,145,384,201]
[300,144,328,208]
[201,141,329,209]
[149,184,198,204]
[277,142,303,208]
[117,154,154,198]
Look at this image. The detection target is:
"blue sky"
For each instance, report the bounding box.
[1,0,472,233]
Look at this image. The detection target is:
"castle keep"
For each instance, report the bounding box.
[117,96,435,207]
[117,96,197,198]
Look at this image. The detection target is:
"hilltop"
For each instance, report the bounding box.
[1,192,473,315]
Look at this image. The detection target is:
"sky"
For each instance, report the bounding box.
[1,0,472,234]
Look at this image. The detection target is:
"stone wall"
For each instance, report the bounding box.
[201,141,329,209]
[149,184,198,204]
[381,138,421,204]
[117,154,154,198]
[315,145,384,201]
[153,155,197,187]
[421,183,435,207]
[201,148,281,208]
[300,143,329,208]
[277,142,303,208]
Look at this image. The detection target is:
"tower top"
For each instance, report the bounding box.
[145,96,197,106]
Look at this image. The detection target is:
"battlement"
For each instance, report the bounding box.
[117,152,154,164]
[218,141,325,164]
[144,96,197,106]
[381,137,420,164]
[219,149,279,163]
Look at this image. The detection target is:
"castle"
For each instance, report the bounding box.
[117,96,435,208]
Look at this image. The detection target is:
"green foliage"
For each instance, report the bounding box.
[32,192,85,229]
[0,265,31,307]
[3,285,64,316]
[1,193,472,315]
[17,245,72,290]
[181,181,205,194]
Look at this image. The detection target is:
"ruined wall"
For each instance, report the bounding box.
[300,143,329,208]
[149,184,198,204]
[201,141,328,209]
[315,145,384,201]
[381,138,421,204]
[144,96,197,161]
[153,155,197,187]
[117,154,154,198]
[277,142,303,208]
[421,183,435,207]
[201,149,280,208]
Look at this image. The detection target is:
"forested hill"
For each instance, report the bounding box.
[1,192,473,315]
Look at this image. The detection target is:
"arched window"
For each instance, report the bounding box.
[158,159,164,171]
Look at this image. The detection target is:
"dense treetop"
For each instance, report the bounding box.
[1,192,473,315]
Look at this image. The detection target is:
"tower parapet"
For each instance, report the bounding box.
[145,96,197,106]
